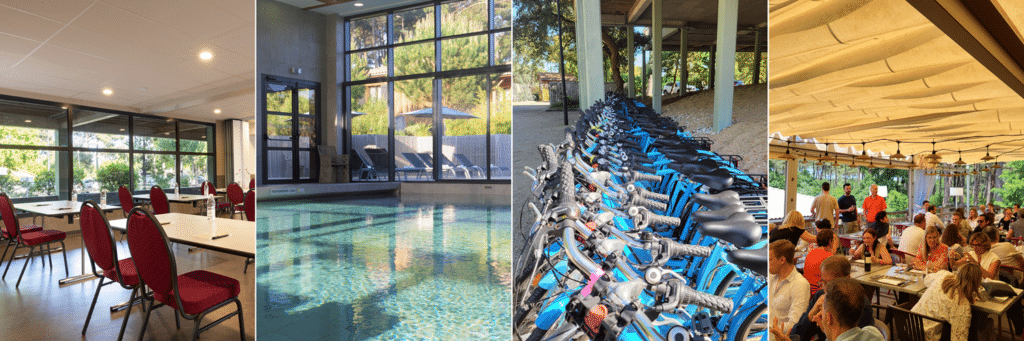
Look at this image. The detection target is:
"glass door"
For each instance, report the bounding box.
[262,76,320,184]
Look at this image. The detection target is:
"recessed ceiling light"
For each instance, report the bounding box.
[199,51,213,60]
[214,109,222,114]
[120,129,125,131]
[201,136,206,139]
[164,132,170,135]
[61,106,68,109]
[25,120,31,123]
[102,88,113,96]
[139,87,148,91]
[354,2,363,6]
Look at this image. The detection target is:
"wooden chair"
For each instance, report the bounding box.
[886,301,951,341]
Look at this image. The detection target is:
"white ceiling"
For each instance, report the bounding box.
[0,0,255,122]
[275,0,424,18]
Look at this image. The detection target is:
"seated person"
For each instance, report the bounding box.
[804,229,837,294]
[851,228,892,265]
[911,263,984,341]
[769,239,810,334]
[788,255,873,341]
[772,278,884,341]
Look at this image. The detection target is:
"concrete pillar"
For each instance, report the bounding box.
[708,44,715,90]
[323,15,341,160]
[680,28,688,93]
[785,159,797,216]
[712,0,738,132]
[652,0,662,112]
[574,0,603,107]
[627,27,635,98]
[753,29,762,85]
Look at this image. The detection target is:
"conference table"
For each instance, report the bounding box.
[12,200,121,284]
[108,213,255,258]
[107,213,254,312]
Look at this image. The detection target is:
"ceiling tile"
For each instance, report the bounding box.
[70,3,193,56]
[0,4,64,42]
[0,32,41,58]
[0,0,94,24]
[101,0,244,41]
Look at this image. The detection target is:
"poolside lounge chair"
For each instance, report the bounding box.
[417,153,462,178]
[400,153,430,180]
[351,148,376,180]
[364,148,391,180]
[453,154,485,178]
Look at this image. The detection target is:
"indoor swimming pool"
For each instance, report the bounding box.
[256,195,511,340]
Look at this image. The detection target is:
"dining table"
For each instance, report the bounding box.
[12,200,121,285]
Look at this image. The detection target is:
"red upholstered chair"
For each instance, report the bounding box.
[248,178,255,190]
[226,183,245,219]
[150,185,169,215]
[117,185,135,218]
[79,201,139,340]
[125,208,245,341]
[244,190,255,222]
[242,190,255,273]
[0,192,68,287]
[0,195,42,266]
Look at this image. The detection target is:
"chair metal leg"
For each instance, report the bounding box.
[60,241,69,276]
[0,239,12,265]
[236,298,246,341]
[137,297,154,341]
[3,244,19,279]
[117,287,138,341]
[175,309,181,329]
[83,277,105,334]
[191,317,201,341]
[16,246,35,288]
[46,243,53,268]
[243,258,253,273]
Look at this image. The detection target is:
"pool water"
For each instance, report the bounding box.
[256,196,512,340]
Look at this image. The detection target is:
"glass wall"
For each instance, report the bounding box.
[0,96,215,202]
[344,0,511,182]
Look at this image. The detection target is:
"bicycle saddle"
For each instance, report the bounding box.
[698,212,762,248]
[692,203,746,224]
[690,168,734,191]
[692,191,740,210]
[667,159,718,176]
[726,246,768,277]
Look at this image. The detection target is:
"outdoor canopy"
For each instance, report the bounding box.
[768,0,1024,164]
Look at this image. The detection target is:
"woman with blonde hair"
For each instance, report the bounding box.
[912,263,984,341]
[969,208,980,229]
[769,210,816,246]
[911,226,948,273]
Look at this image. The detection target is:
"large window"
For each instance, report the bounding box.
[343,0,511,182]
[0,96,215,202]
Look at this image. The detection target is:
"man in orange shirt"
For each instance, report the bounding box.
[862,184,887,227]
[804,228,836,294]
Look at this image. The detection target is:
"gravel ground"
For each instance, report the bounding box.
[511,102,576,267]
[511,87,768,263]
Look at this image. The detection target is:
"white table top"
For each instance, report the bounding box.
[215,187,251,194]
[13,200,121,216]
[132,193,211,203]
[108,213,254,258]
[974,286,1024,315]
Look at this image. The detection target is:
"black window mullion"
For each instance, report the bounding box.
[486,74,492,180]
[291,84,300,183]
[433,2,441,181]
[387,11,396,182]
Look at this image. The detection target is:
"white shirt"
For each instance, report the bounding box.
[925,212,943,230]
[770,267,810,333]
[899,225,926,256]
[912,275,972,341]
[968,250,1000,274]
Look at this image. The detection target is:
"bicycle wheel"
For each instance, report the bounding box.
[733,303,768,341]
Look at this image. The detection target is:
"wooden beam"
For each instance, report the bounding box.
[627,0,652,24]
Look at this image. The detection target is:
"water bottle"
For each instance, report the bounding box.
[865,250,873,272]
[71,188,78,203]
[174,184,179,197]
[207,195,216,221]
[100,190,107,206]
